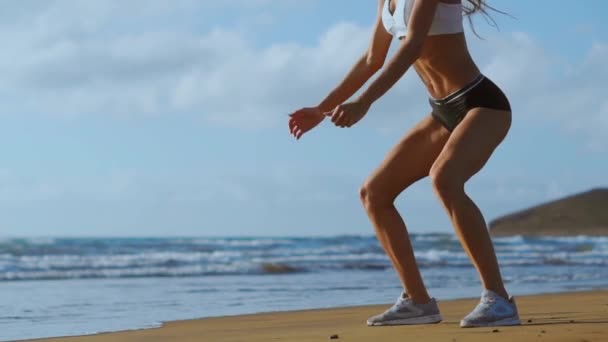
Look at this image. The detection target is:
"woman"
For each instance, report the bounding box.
[288,0,520,328]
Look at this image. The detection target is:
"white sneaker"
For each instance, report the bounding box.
[460,289,521,328]
[367,293,442,326]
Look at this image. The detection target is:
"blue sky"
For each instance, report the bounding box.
[0,0,606,237]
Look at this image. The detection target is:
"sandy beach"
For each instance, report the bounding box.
[24,290,608,342]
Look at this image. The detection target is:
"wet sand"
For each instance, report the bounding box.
[26,290,608,342]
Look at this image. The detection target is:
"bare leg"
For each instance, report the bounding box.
[360,115,449,304]
[430,108,512,299]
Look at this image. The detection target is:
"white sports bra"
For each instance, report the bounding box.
[382,0,464,39]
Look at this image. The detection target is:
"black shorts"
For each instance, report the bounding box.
[428,74,511,132]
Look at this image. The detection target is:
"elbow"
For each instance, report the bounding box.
[402,35,425,60]
[410,44,423,60]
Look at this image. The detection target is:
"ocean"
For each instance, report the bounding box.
[2,234,608,341]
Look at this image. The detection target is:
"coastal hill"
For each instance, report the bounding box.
[489,188,608,236]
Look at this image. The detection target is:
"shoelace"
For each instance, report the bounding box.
[390,297,412,312]
[475,296,502,316]
[480,296,498,305]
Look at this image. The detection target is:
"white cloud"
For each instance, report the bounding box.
[0,1,321,119]
[465,34,608,150]
[4,2,604,145]
[0,2,606,237]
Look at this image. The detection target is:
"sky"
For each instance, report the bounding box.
[0,0,606,237]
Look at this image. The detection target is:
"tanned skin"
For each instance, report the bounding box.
[288,0,511,304]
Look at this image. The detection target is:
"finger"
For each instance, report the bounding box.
[295,128,303,140]
[333,114,344,126]
[289,121,297,136]
[292,124,301,138]
[330,105,342,123]
[290,118,299,132]
[292,126,298,138]
[331,109,343,124]
[289,118,297,132]
[336,113,349,127]
[345,117,354,128]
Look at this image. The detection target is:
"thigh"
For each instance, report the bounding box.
[431,108,512,184]
[365,114,450,200]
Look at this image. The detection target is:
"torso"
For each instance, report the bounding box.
[386,0,481,99]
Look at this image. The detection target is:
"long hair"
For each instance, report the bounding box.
[462,0,513,38]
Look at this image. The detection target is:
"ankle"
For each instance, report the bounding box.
[486,287,509,300]
[406,292,432,305]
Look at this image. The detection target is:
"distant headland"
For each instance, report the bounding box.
[489,188,608,236]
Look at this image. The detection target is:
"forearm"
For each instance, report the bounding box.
[357,38,423,106]
[317,54,380,113]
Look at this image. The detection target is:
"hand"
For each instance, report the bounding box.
[326,100,370,128]
[288,106,325,140]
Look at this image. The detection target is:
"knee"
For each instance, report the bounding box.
[429,162,463,200]
[359,180,394,212]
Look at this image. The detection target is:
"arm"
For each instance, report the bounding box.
[357,0,439,106]
[317,0,393,113]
